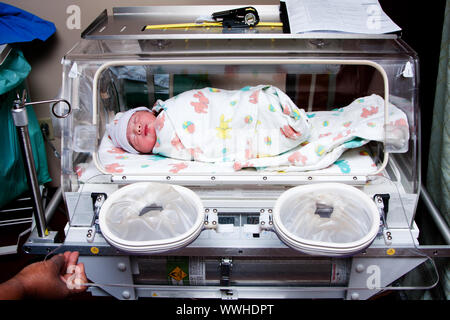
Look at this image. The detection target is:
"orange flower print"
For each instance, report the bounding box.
[361,106,379,118]
[288,151,307,165]
[105,163,124,173]
[155,113,165,131]
[280,125,301,139]
[249,90,259,104]
[233,161,253,171]
[190,91,209,113]
[169,163,188,173]
[108,147,126,154]
[171,134,185,150]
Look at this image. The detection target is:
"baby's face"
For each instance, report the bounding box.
[126,110,157,153]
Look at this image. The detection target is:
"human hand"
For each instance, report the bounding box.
[15,251,88,299]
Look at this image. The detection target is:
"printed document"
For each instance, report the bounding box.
[285,0,401,34]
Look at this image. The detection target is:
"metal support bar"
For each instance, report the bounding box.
[11,90,71,238]
[420,184,450,245]
[12,99,48,238]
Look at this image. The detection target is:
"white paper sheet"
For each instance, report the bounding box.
[285,0,401,34]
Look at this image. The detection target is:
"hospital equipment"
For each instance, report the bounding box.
[19,5,450,300]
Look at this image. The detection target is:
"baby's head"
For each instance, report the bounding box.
[106,107,157,154]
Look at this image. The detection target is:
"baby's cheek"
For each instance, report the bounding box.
[141,132,157,153]
[149,129,157,147]
[150,134,157,151]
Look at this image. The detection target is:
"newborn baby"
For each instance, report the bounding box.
[106,85,311,163]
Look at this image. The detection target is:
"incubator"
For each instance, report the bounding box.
[23,5,443,300]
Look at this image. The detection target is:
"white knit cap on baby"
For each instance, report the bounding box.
[106,106,151,154]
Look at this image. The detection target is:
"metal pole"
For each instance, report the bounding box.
[12,98,48,238]
[421,184,450,245]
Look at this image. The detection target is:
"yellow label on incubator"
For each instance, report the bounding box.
[90,247,100,255]
[386,248,395,256]
[169,266,187,281]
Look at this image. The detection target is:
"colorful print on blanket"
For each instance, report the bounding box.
[246,93,409,172]
[152,85,311,164]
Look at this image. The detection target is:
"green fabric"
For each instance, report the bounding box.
[426,0,450,300]
[0,49,51,208]
[0,49,31,95]
[427,2,450,222]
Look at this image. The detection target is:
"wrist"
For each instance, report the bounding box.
[0,276,27,300]
[13,272,30,298]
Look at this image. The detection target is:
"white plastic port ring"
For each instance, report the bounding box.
[272,183,380,256]
[99,182,204,254]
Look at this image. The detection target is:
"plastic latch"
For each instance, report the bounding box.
[68,62,79,78]
[402,61,413,78]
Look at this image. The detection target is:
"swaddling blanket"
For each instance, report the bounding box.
[150,85,408,171]
[153,85,311,163]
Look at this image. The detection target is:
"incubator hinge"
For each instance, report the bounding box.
[203,210,218,230]
[219,258,233,286]
[259,211,273,230]
[86,193,106,242]
[375,194,390,216]
[92,193,106,219]
[374,194,392,245]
